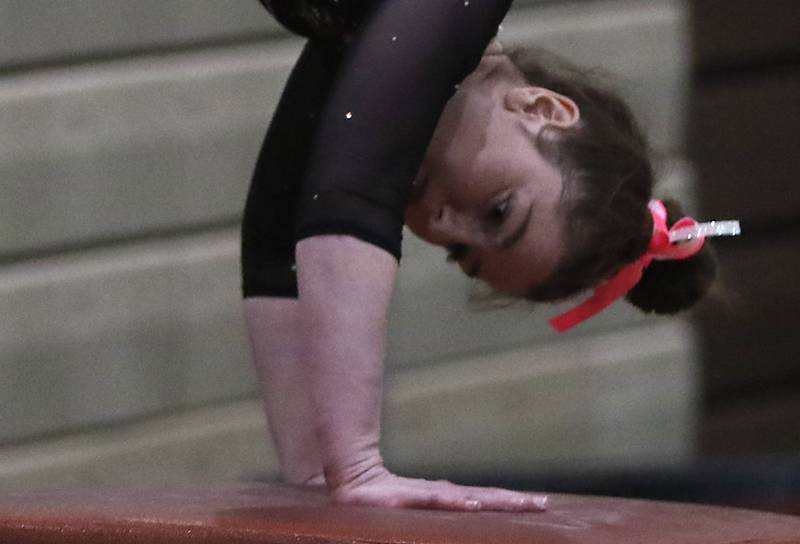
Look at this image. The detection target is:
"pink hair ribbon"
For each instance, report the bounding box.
[549,200,740,333]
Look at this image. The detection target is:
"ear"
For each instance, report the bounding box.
[504,86,580,130]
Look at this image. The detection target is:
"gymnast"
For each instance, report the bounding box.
[240,0,738,512]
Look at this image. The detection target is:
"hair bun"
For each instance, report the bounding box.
[625,199,717,314]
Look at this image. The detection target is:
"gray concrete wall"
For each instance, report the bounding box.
[0,0,697,492]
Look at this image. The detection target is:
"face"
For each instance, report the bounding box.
[405,51,580,296]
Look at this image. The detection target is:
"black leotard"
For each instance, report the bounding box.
[242,0,513,297]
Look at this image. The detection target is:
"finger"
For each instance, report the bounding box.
[469,487,549,512]
[421,482,548,512]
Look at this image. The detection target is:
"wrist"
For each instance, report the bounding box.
[323,449,386,491]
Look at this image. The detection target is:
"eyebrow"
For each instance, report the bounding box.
[499,203,534,250]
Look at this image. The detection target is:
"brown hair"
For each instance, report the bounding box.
[504,47,716,314]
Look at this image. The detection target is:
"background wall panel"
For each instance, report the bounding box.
[0,230,253,444]
[383,321,698,475]
[0,0,274,69]
[0,43,295,257]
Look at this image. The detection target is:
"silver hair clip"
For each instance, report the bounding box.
[669,220,741,244]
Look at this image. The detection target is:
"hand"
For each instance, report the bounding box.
[331,464,548,512]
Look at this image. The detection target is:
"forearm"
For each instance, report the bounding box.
[242,297,324,485]
[295,235,398,489]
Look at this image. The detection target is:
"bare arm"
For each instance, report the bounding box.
[296,235,393,488]
[243,297,324,486]
[296,235,548,511]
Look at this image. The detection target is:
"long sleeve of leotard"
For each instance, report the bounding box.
[242,0,513,298]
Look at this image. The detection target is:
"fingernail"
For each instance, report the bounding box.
[465,499,482,510]
[534,495,549,510]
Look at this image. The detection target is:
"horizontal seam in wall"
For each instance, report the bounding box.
[0,216,242,268]
[0,31,288,79]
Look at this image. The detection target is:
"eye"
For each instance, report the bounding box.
[488,195,512,225]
